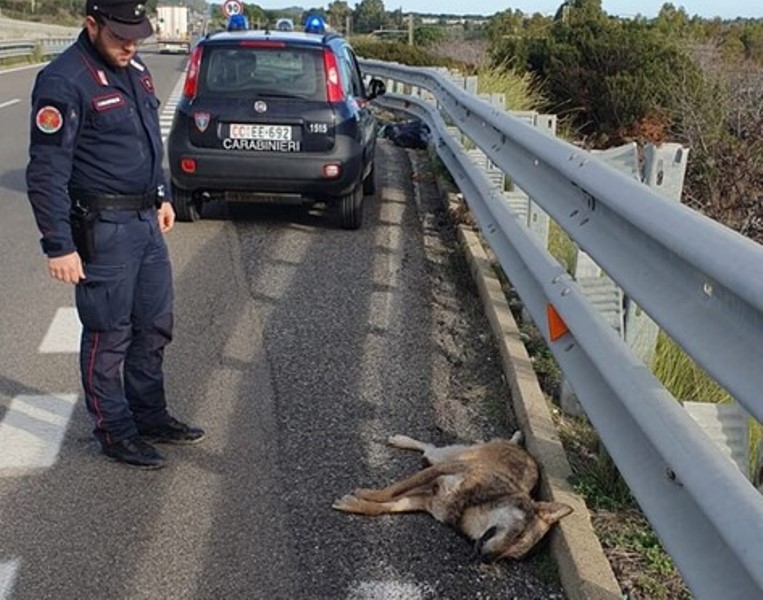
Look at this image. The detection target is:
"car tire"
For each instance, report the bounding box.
[172,185,200,222]
[362,163,376,196]
[338,183,363,230]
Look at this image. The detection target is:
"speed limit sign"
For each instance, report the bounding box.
[222,0,243,17]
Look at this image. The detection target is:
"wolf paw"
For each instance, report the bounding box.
[388,434,425,451]
[332,494,360,512]
[388,434,411,447]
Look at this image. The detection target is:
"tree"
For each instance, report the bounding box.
[489,3,702,144]
[655,3,689,36]
[327,0,351,33]
[486,9,523,45]
[352,0,387,34]
[244,4,267,29]
[414,25,446,47]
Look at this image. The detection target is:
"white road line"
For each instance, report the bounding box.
[0,99,20,110]
[0,394,78,470]
[0,559,20,600]
[38,307,81,354]
[161,75,187,142]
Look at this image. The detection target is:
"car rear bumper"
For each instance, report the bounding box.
[169,133,366,200]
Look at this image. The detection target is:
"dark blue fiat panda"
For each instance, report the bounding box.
[168,23,386,229]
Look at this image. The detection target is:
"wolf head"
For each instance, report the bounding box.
[475,497,573,561]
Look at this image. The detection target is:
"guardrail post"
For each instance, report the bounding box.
[561,142,691,416]
[643,143,690,202]
[507,110,552,248]
[623,143,688,366]
[684,401,751,477]
[560,143,640,416]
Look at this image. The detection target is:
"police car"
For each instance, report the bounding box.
[167,18,386,229]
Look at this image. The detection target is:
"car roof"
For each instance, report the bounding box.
[202,29,342,48]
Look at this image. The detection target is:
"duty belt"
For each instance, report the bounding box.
[71,190,161,211]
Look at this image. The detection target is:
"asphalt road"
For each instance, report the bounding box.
[0,52,566,599]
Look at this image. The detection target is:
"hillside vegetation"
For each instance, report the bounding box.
[487,0,762,243]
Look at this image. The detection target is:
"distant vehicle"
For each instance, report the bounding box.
[156,4,191,54]
[167,28,387,229]
[275,18,294,32]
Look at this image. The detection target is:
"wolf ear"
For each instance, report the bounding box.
[535,501,573,524]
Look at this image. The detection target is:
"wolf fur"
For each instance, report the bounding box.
[332,432,573,561]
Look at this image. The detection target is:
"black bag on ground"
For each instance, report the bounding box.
[379,120,431,149]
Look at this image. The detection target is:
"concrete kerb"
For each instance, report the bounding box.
[426,163,622,599]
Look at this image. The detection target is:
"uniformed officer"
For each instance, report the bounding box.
[26,0,204,469]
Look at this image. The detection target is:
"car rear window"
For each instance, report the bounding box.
[200,45,326,101]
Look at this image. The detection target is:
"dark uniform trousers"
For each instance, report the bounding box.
[77,208,173,446]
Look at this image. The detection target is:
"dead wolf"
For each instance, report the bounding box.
[332,432,573,561]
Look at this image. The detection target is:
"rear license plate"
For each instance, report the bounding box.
[228,123,292,141]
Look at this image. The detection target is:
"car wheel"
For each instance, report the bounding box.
[338,183,363,230]
[172,185,200,222]
[362,163,376,196]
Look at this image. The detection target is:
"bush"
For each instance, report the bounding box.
[476,65,544,111]
[490,6,702,146]
[351,37,458,68]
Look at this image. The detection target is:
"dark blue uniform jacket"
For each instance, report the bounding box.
[27,30,167,257]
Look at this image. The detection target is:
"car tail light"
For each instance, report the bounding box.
[323,164,341,179]
[181,157,196,174]
[183,45,203,100]
[323,48,344,102]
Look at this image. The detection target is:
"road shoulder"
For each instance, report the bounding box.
[416,148,623,600]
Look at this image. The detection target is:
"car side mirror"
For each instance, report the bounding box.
[367,78,386,100]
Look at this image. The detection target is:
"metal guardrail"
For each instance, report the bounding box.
[359,59,763,600]
[0,37,73,61]
[0,39,35,60]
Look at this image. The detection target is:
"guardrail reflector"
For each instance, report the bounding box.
[547,304,569,341]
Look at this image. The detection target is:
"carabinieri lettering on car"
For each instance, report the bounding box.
[222,139,301,151]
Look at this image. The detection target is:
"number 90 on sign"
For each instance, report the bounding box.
[222,0,243,17]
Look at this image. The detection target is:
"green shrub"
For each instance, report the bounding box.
[489,5,702,145]
[476,65,544,111]
[351,38,459,68]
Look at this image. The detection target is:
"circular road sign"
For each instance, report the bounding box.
[222,0,243,17]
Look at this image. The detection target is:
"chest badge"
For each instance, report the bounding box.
[35,106,63,133]
[93,93,125,112]
[194,111,210,133]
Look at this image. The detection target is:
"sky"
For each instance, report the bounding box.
[226,1,762,20]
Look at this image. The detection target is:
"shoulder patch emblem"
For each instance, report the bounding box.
[140,75,155,94]
[35,106,63,133]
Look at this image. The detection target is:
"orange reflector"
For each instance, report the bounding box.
[546,304,569,342]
